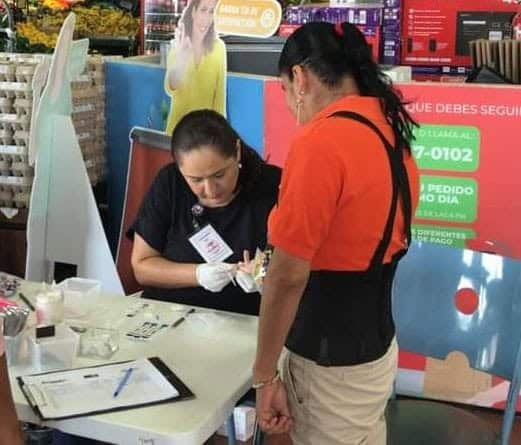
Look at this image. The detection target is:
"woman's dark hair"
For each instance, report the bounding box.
[181,0,215,54]
[171,109,264,193]
[279,22,417,152]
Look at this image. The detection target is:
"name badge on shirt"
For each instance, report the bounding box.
[188,224,233,263]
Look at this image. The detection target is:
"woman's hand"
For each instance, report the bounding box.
[174,22,192,56]
[236,270,258,293]
[195,263,236,292]
[237,250,260,293]
[237,250,253,273]
[167,21,192,90]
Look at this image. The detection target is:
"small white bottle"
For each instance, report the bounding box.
[35,287,64,326]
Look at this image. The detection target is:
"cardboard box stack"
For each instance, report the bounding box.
[280,2,384,62]
[71,56,106,186]
[0,53,106,213]
[0,54,43,210]
[381,0,401,65]
[277,0,521,82]
[217,404,256,443]
[470,38,521,83]
[401,0,519,80]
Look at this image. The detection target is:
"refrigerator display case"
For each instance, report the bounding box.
[141,0,187,54]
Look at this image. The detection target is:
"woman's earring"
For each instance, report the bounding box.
[296,97,303,126]
[238,162,243,169]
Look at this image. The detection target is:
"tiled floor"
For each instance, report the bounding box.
[468,406,521,445]
[212,404,521,445]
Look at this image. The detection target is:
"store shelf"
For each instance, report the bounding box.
[141,0,186,55]
[0,145,27,155]
[0,82,31,91]
[89,36,135,45]
[144,29,175,33]
[88,36,137,56]
[144,31,175,40]
[144,12,182,16]
[0,114,26,122]
[145,32,174,37]
[73,104,95,114]
[0,176,32,186]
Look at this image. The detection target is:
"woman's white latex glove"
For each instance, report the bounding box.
[236,270,259,293]
[196,263,236,293]
[236,250,260,293]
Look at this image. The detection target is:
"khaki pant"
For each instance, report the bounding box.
[282,338,398,445]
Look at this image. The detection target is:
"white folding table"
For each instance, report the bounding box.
[8,280,257,445]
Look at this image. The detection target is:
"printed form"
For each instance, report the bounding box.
[19,358,181,419]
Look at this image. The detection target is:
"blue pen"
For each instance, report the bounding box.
[113,367,134,398]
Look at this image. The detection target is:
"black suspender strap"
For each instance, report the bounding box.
[328,110,413,271]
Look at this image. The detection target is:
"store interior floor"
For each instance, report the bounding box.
[211,401,521,445]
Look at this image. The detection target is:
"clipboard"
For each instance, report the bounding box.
[17,357,194,421]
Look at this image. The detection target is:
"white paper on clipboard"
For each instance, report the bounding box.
[18,357,192,420]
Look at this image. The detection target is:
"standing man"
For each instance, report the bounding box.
[253,21,419,445]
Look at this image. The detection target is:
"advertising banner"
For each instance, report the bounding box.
[215,0,282,37]
[404,83,521,259]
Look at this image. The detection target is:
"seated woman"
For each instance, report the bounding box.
[129,110,281,315]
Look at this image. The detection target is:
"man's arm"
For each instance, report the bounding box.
[253,247,310,434]
[0,353,24,445]
[254,247,310,382]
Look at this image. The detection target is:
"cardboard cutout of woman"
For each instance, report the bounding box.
[164,0,226,134]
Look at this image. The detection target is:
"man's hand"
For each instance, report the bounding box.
[256,379,293,435]
[0,427,24,445]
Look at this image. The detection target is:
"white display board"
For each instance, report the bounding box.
[25,13,123,295]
